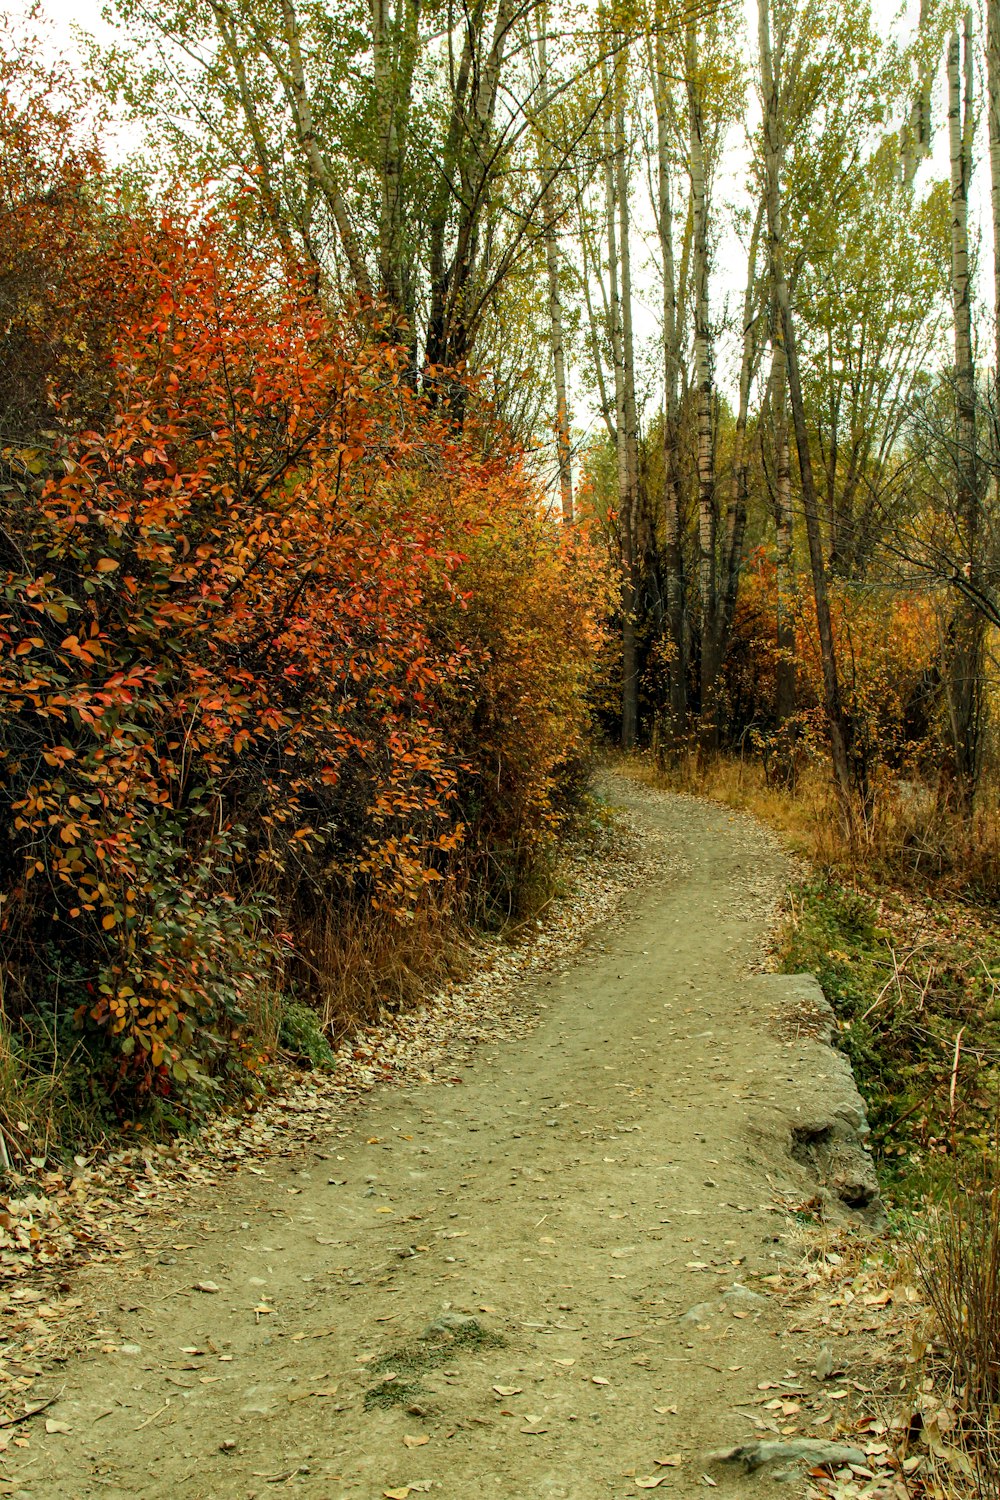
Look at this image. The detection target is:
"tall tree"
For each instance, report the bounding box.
[647,0,689,740]
[988,0,1000,394]
[943,11,983,807]
[686,18,717,731]
[758,0,853,818]
[532,4,574,520]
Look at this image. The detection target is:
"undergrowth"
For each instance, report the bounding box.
[781,878,1000,1184]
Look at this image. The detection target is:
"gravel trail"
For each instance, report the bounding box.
[9,776,852,1500]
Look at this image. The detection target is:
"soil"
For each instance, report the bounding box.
[6,777,881,1500]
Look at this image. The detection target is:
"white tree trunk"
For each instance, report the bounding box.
[649,12,686,735]
[536,9,573,521]
[988,0,1000,389]
[945,14,983,805]
[900,0,936,191]
[687,20,716,731]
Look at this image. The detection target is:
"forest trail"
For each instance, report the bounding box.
[11,780,874,1500]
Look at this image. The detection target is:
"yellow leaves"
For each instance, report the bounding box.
[101,912,117,931]
[95,558,119,573]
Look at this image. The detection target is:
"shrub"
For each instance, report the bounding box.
[0,127,606,1133]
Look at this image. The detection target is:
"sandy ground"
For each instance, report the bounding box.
[6,777,877,1500]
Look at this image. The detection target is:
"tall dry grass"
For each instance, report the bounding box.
[291,895,470,1041]
[631,750,1000,898]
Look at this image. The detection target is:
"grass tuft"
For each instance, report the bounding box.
[362,1318,506,1410]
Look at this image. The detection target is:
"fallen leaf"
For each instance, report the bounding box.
[195,1281,220,1294]
[493,1385,522,1397]
[592,1376,611,1386]
[403,1435,429,1448]
[384,1489,410,1499]
[45,1419,71,1434]
[635,1478,667,1490]
[655,1454,683,1467]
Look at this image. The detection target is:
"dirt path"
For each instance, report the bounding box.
[9,778,874,1500]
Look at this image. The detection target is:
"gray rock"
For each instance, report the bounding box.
[709,1438,866,1473]
[721,1283,767,1308]
[681,1284,767,1327]
[423,1311,478,1337]
[750,972,886,1226]
[679,1301,718,1327]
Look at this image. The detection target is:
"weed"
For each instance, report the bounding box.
[362,1319,506,1410]
[914,1151,1000,1413]
[363,1378,424,1412]
[278,1003,335,1071]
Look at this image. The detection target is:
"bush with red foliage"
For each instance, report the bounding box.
[0,90,605,1128]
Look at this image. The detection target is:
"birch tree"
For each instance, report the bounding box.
[647,0,690,739]
[988,0,1000,393]
[686,19,718,731]
[532,4,574,520]
[758,0,853,817]
[943,11,984,806]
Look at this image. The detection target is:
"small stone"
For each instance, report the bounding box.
[709,1438,866,1473]
[423,1312,478,1337]
[721,1284,766,1309]
[680,1302,717,1327]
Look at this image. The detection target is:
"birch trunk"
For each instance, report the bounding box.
[280,0,373,300]
[900,0,936,191]
[371,0,419,332]
[687,21,717,734]
[536,9,573,521]
[758,0,853,821]
[988,0,1000,391]
[649,14,686,739]
[769,334,797,727]
[945,14,983,807]
[602,58,638,749]
[721,204,763,646]
[615,70,641,749]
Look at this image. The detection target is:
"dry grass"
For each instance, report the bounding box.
[291,894,471,1042]
[911,1151,1000,1497]
[0,1021,103,1162]
[914,1158,1000,1413]
[626,749,1000,899]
